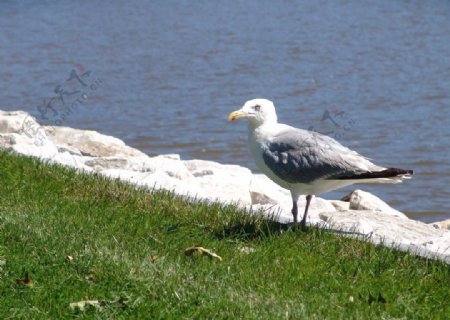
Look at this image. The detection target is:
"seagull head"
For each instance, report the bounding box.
[228,98,278,126]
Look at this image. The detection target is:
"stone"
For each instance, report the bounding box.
[85,157,130,171]
[154,154,181,161]
[248,196,336,225]
[184,159,253,205]
[43,126,146,158]
[0,132,58,159]
[249,174,291,205]
[0,110,38,133]
[431,219,450,230]
[83,154,194,181]
[330,200,351,211]
[99,169,203,199]
[137,170,203,198]
[48,152,93,172]
[55,144,83,156]
[0,111,58,159]
[319,210,450,262]
[342,189,408,219]
[140,156,193,180]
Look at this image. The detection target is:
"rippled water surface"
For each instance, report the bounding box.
[1,1,449,222]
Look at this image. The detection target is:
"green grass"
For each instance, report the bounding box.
[0,151,448,319]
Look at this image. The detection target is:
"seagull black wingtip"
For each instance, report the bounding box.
[335,168,414,180]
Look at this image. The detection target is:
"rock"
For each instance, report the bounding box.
[319,210,450,262]
[184,159,246,176]
[83,155,194,181]
[0,110,38,133]
[196,172,252,205]
[48,153,93,172]
[184,160,253,205]
[43,126,146,158]
[0,132,58,159]
[342,189,408,219]
[248,204,291,223]
[0,134,15,149]
[137,170,202,198]
[85,157,130,171]
[248,196,336,225]
[55,144,83,156]
[249,174,291,205]
[99,168,148,182]
[330,200,351,211]
[101,169,203,198]
[431,219,450,230]
[0,111,59,159]
[154,154,181,161]
[140,156,193,180]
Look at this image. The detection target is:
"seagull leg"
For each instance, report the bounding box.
[291,200,298,226]
[300,195,313,231]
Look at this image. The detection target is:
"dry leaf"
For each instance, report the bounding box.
[66,255,74,262]
[69,300,101,311]
[16,272,33,287]
[184,246,222,261]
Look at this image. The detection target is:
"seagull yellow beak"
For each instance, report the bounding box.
[228,110,247,122]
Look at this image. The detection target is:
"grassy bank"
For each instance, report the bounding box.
[0,151,448,319]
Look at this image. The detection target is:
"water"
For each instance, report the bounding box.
[1,0,449,223]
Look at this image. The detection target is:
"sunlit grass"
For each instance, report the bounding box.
[0,151,448,319]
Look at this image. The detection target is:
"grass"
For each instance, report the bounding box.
[0,150,448,319]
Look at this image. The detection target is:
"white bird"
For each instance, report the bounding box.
[228,98,413,230]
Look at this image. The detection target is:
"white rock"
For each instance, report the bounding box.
[319,210,450,262]
[1,132,58,159]
[83,155,194,181]
[154,154,181,161]
[0,111,58,159]
[99,169,203,199]
[0,134,15,149]
[85,157,130,171]
[249,174,291,205]
[343,189,408,219]
[140,156,193,180]
[43,126,146,158]
[185,160,253,205]
[0,110,38,133]
[184,159,247,176]
[423,233,450,256]
[330,200,351,211]
[100,168,147,182]
[431,219,450,230]
[55,143,83,156]
[47,152,93,172]
[248,196,336,225]
[139,171,203,198]
[354,218,375,235]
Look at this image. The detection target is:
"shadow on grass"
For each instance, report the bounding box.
[214,218,290,241]
[208,206,304,241]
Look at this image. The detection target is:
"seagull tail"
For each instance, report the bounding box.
[336,168,413,183]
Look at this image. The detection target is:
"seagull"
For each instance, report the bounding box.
[228,98,413,230]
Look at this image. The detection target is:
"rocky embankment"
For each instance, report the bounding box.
[1,110,449,263]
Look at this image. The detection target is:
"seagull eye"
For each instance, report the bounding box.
[254,105,261,111]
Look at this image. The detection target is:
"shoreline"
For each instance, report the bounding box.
[1,109,449,263]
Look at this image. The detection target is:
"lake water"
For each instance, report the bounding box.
[1,0,449,222]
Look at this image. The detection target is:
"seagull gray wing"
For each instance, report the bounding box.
[261,128,380,183]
